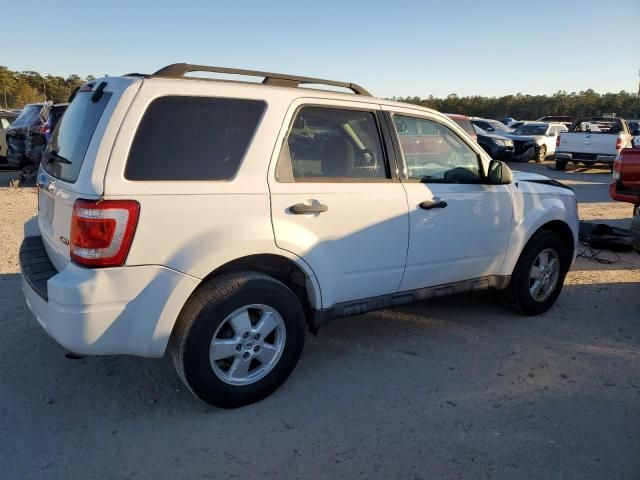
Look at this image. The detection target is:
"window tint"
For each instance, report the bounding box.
[125,96,265,181]
[276,107,388,181]
[42,92,112,183]
[393,115,481,183]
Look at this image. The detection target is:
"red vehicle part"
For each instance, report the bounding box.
[610,148,640,252]
[609,148,640,204]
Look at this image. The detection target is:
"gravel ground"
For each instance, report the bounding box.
[0,162,638,480]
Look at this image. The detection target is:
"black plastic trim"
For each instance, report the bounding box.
[519,179,574,191]
[309,275,510,330]
[19,236,57,301]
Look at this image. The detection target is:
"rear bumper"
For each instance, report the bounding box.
[20,232,199,357]
[555,152,616,164]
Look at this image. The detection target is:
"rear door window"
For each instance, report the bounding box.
[276,106,389,181]
[125,96,266,181]
[42,92,112,182]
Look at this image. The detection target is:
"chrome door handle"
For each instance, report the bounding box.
[419,198,447,210]
[289,203,328,214]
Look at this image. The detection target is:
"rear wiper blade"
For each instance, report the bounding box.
[44,150,72,165]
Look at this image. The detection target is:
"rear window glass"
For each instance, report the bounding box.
[10,105,44,128]
[125,96,266,181]
[42,91,112,182]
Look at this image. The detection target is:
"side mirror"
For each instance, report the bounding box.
[548,132,557,137]
[488,160,513,185]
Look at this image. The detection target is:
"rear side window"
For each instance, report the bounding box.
[125,96,265,181]
[43,92,112,182]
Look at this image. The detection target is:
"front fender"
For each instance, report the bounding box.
[499,193,578,276]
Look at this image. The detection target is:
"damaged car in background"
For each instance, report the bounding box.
[5,102,68,175]
[507,122,568,163]
[473,124,514,161]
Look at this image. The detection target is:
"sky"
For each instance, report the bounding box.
[3,0,639,99]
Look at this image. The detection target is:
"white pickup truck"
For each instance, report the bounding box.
[555,117,635,170]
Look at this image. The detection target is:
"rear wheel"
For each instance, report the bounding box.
[171,271,306,408]
[535,145,547,163]
[502,230,571,315]
[555,160,567,170]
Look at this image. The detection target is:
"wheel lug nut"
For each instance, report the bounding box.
[243,332,250,339]
[254,333,260,340]
[236,344,242,351]
[242,352,250,360]
[254,345,260,352]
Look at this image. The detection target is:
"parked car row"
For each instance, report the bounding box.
[447,114,568,163]
[450,113,639,168]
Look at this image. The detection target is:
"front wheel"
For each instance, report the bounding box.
[535,145,547,163]
[502,231,571,315]
[171,271,306,408]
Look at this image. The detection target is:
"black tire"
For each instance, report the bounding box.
[555,160,567,171]
[535,145,547,163]
[171,271,305,408]
[502,230,571,315]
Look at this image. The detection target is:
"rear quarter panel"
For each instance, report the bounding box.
[104,79,323,306]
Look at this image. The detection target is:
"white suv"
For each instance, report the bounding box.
[20,64,579,407]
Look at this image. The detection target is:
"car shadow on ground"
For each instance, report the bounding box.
[3,268,638,419]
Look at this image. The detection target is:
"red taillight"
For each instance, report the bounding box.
[70,199,140,267]
[39,124,50,135]
[615,137,623,150]
[556,135,561,147]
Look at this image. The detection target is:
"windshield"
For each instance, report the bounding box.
[10,105,44,128]
[487,120,510,132]
[42,91,112,182]
[514,124,548,136]
[473,125,489,135]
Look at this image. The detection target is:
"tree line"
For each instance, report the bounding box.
[1,65,639,120]
[0,66,94,109]
[389,90,640,120]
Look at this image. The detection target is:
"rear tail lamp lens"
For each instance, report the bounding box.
[70,199,140,267]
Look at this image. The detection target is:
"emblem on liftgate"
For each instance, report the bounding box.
[60,236,70,246]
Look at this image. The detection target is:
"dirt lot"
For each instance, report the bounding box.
[1,162,639,480]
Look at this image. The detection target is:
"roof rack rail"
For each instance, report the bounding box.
[152,63,371,96]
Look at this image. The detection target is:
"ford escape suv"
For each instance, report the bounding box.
[20,63,579,408]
